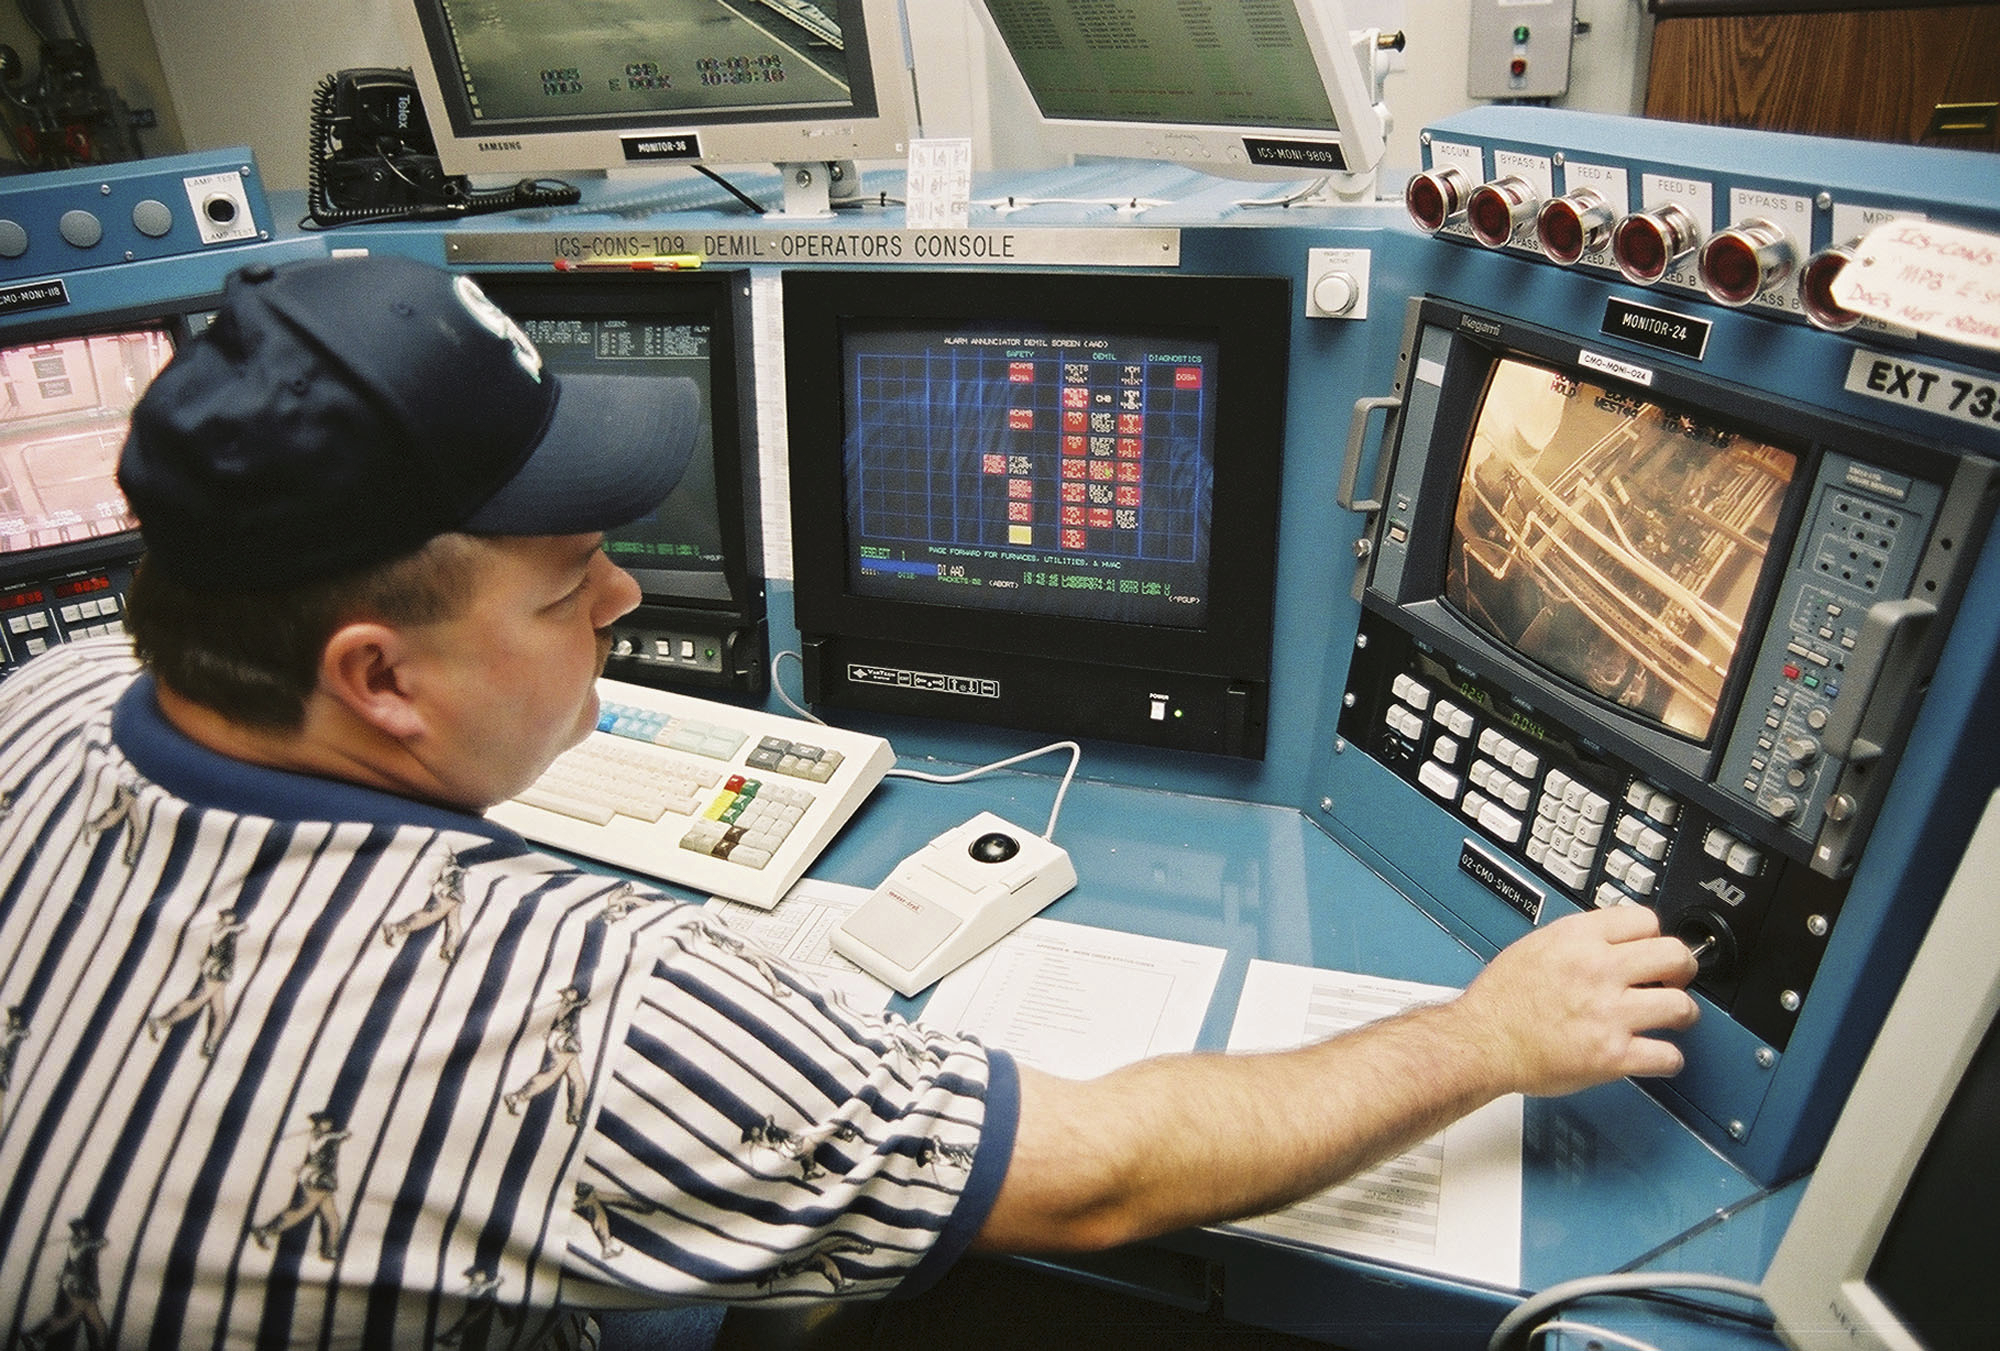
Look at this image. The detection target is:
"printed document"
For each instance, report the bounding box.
[1222,960,1524,1288]
[916,917,1226,1079]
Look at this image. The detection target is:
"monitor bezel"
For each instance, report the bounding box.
[1764,788,2000,1351]
[1359,297,1967,790]
[785,265,1289,693]
[396,0,916,180]
[970,0,1386,182]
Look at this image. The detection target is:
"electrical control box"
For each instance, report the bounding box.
[1468,0,1575,100]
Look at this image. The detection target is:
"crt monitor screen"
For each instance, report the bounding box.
[1445,355,1799,743]
[0,326,174,559]
[840,321,1220,631]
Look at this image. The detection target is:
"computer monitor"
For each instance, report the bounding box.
[396,0,915,211]
[470,269,766,695]
[970,0,1386,183]
[1764,789,2000,1351]
[784,267,1289,758]
[0,304,197,678]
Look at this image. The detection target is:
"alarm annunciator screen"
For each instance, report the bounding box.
[1445,356,1798,741]
[840,322,1219,630]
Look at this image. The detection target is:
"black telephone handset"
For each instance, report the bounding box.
[306,68,577,226]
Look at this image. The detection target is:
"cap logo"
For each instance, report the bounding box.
[453,274,543,383]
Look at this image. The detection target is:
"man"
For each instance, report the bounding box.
[0,255,1698,1348]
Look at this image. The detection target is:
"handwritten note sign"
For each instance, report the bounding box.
[905,137,973,231]
[1831,219,2000,353]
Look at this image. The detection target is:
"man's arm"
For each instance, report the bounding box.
[972,904,1698,1253]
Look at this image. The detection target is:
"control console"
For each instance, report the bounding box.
[1342,611,1845,1049]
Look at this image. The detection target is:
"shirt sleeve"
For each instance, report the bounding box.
[564,906,1017,1305]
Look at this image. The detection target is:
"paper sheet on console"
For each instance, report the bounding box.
[1221,961,1523,1289]
[916,918,1226,1079]
[705,880,895,1012]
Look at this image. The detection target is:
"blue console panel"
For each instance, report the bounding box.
[9,107,1997,1346]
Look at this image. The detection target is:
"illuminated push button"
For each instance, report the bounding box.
[1405,166,1472,234]
[1612,201,1703,285]
[1312,270,1361,316]
[1392,674,1433,710]
[1467,176,1540,249]
[1799,241,1866,332]
[1726,841,1763,875]
[1625,862,1659,895]
[1704,826,1733,860]
[1700,218,1798,306]
[1535,190,1613,266]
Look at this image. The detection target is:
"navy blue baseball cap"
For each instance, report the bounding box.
[119,254,700,590]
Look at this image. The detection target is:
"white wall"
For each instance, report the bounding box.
[139,0,412,193]
[136,0,1653,194]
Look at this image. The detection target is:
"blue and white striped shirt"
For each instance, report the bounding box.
[0,638,1015,1349]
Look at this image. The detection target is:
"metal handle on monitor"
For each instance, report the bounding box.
[1821,597,1936,765]
[1339,394,1403,512]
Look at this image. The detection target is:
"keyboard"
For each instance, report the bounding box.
[488,678,896,909]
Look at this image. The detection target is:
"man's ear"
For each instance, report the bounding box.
[319,622,428,740]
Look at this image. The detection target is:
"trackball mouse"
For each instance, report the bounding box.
[970,831,1021,863]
